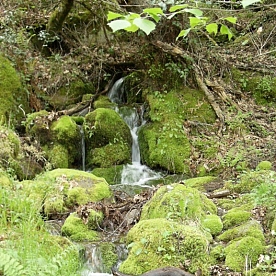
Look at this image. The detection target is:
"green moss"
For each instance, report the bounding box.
[202,215,223,236]
[66,187,90,206]
[99,242,118,271]
[184,176,217,191]
[61,213,99,241]
[47,143,69,168]
[93,95,115,109]
[91,165,123,184]
[139,123,191,174]
[225,237,264,271]
[222,210,251,229]
[140,184,217,222]
[119,218,211,275]
[210,245,225,262]
[24,169,112,214]
[90,143,131,168]
[44,193,65,215]
[218,220,265,243]
[84,108,132,168]
[256,161,272,171]
[0,54,29,123]
[51,115,80,143]
[87,210,103,230]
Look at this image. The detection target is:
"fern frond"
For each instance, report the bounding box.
[0,251,26,276]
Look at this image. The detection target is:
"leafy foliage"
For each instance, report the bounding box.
[0,251,26,276]
[107,4,238,41]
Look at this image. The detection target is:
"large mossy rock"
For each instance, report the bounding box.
[26,113,82,169]
[21,168,113,216]
[119,218,211,275]
[0,54,29,124]
[140,183,217,222]
[84,108,132,168]
[139,88,216,174]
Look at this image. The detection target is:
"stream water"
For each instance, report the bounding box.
[81,78,163,275]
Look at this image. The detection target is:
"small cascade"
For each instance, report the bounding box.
[79,125,86,171]
[109,78,162,186]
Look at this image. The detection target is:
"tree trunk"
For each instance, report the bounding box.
[47,0,74,34]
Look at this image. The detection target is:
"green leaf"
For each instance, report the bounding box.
[220,24,233,40]
[126,13,140,20]
[133,18,156,35]
[184,8,203,17]
[177,28,191,39]
[169,4,189,12]
[143,7,164,16]
[224,17,237,24]
[241,0,261,8]
[107,11,124,21]
[189,17,203,28]
[108,20,131,32]
[125,24,139,32]
[135,248,143,255]
[206,23,218,35]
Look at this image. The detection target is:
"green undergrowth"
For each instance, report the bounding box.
[0,182,82,276]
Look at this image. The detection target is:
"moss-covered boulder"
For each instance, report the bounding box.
[26,113,82,169]
[93,95,115,109]
[202,214,223,236]
[140,183,217,222]
[139,88,216,174]
[0,54,29,124]
[92,165,124,185]
[225,236,265,272]
[218,220,265,243]
[256,160,272,171]
[61,213,99,241]
[84,108,132,168]
[99,242,118,272]
[222,208,251,230]
[46,80,95,110]
[119,218,211,275]
[21,168,112,216]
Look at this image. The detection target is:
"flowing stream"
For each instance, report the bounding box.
[81,77,162,275]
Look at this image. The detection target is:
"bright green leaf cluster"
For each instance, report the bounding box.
[107,5,239,41]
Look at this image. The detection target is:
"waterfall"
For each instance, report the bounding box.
[78,125,86,171]
[109,78,162,186]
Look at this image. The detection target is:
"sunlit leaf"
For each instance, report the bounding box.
[220,24,233,40]
[135,248,142,255]
[177,28,191,40]
[107,11,124,21]
[125,24,139,32]
[126,13,140,20]
[169,4,189,12]
[184,8,203,17]
[241,0,261,8]
[189,17,203,28]
[133,18,156,35]
[108,20,131,32]
[143,7,164,16]
[224,17,237,24]
[206,23,218,35]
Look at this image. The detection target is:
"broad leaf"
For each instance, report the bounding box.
[189,17,204,28]
[184,8,203,17]
[143,7,164,16]
[133,18,156,35]
[126,13,140,20]
[241,0,261,8]
[107,11,124,21]
[125,24,139,32]
[169,4,189,12]
[220,24,233,40]
[177,28,191,39]
[108,20,131,32]
[206,23,218,35]
[224,17,237,24]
